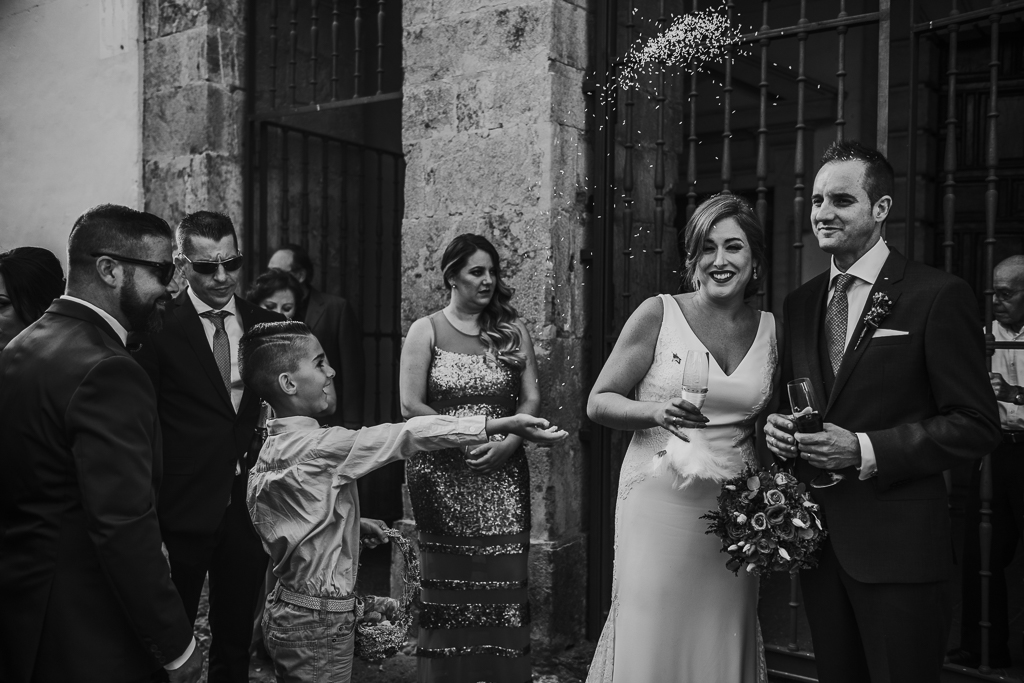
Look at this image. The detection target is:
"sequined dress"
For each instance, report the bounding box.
[406,311,531,683]
[587,294,775,683]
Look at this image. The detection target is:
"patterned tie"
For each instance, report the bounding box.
[200,310,232,393]
[825,273,855,376]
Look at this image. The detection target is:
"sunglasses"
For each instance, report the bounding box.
[92,253,177,286]
[180,253,244,275]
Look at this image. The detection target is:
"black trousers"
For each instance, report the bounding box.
[801,541,951,683]
[957,440,1024,661]
[163,476,268,683]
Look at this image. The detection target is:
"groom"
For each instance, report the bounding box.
[765,140,1000,683]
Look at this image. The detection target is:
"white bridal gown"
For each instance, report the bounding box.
[588,294,774,683]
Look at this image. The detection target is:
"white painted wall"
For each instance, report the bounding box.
[0,0,141,263]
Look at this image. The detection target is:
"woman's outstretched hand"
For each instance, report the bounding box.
[654,397,708,442]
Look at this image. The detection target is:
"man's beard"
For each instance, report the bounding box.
[119,270,167,334]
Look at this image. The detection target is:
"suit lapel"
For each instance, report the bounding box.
[174,294,233,411]
[304,289,327,330]
[792,275,829,410]
[235,298,261,418]
[825,251,907,414]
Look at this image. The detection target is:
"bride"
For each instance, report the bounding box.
[586,194,777,683]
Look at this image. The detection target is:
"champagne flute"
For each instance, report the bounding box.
[681,350,709,411]
[787,378,842,489]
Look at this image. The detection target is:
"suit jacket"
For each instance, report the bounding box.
[782,250,1001,583]
[0,300,192,683]
[134,292,281,537]
[304,288,364,428]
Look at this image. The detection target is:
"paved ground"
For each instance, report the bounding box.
[193,541,595,682]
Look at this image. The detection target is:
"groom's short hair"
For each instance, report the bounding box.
[820,140,894,207]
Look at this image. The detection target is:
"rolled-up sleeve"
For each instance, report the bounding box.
[319,415,488,483]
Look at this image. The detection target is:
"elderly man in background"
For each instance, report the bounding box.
[268,244,364,429]
[949,255,1024,671]
[0,205,202,683]
[135,211,281,683]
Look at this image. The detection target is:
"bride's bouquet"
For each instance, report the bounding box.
[701,465,826,577]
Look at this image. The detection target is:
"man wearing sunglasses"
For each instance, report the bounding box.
[134,211,282,683]
[0,205,204,683]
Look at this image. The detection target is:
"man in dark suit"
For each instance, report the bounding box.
[0,205,203,683]
[268,244,364,428]
[135,212,280,683]
[765,141,1001,683]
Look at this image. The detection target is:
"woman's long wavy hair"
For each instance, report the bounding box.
[441,234,525,368]
[678,194,767,299]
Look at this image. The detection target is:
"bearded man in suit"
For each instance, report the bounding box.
[134,211,281,683]
[0,205,202,683]
[764,140,1001,683]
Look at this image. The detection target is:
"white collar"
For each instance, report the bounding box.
[187,286,238,317]
[829,237,890,288]
[267,415,322,435]
[60,295,129,345]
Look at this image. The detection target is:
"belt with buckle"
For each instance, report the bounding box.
[274,584,356,613]
[1003,430,1024,444]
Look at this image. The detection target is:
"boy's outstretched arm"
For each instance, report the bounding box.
[485,414,568,445]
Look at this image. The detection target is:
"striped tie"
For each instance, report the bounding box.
[825,273,855,377]
[200,310,232,393]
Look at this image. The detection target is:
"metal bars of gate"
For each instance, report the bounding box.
[246,119,405,426]
[252,0,401,121]
[905,0,1024,675]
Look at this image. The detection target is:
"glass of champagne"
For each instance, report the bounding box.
[681,350,709,413]
[787,378,842,488]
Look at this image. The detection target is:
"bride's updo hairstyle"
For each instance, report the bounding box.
[441,234,525,368]
[679,193,767,299]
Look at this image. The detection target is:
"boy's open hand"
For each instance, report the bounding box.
[506,414,568,445]
[359,518,390,549]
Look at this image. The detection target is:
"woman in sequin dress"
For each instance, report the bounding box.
[400,234,540,683]
[586,195,777,683]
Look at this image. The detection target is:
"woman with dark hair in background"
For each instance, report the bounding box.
[247,269,303,321]
[0,246,66,352]
[399,234,541,683]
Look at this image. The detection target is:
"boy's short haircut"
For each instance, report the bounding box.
[239,321,315,399]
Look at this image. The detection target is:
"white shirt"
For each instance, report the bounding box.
[59,295,128,346]
[991,320,1024,431]
[188,288,244,412]
[61,295,197,670]
[826,237,890,480]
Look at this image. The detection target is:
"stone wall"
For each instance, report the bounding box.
[401,0,590,649]
[142,0,246,230]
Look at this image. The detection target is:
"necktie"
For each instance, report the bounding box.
[201,310,232,393]
[825,273,855,376]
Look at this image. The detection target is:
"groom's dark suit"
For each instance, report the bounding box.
[781,248,1000,682]
[134,292,280,682]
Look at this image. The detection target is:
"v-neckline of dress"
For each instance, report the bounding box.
[668,295,764,379]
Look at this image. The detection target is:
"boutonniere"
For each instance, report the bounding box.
[672,353,682,364]
[854,292,894,350]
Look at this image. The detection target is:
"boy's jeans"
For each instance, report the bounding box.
[262,598,356,683]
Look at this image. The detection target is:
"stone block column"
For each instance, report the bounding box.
[401,0,590,650]
[142,0,246,229]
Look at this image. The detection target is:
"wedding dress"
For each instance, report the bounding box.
[587,294,775,683]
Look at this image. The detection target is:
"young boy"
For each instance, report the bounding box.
[240,321,566,683]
